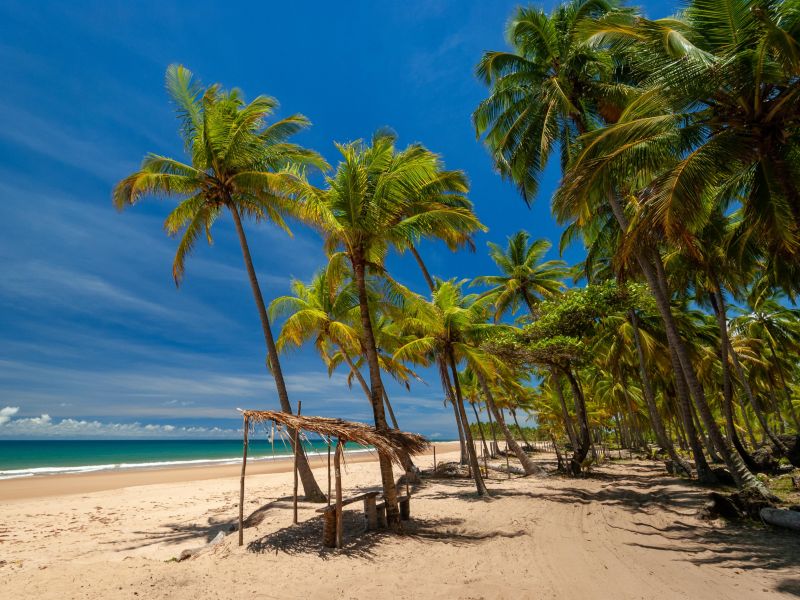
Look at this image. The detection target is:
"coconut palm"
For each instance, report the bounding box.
[473,0,629,202]
[296,130,483,518]
[473,232,567,319]
[113,64,327,501]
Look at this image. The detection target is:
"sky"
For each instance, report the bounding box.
[0,0,672,439]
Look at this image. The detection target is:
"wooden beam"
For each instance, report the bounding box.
[335,439,343,549]
[293,400,301,525]
[238,415,249,546]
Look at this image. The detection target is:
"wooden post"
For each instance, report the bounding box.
[433,445,436,473]
[335,439,344,549]
[327,440,332,507]
[238,415,249,546]
[293,401,301,525]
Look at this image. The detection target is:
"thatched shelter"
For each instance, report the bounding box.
[237,409,429,548]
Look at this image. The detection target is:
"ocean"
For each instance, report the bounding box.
[0,439,371,480]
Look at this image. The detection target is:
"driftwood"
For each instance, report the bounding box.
[760,507,800,532]
[488,463,526,476]
[178,531,225,561]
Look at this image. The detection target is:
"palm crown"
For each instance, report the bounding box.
[113,64,327,283]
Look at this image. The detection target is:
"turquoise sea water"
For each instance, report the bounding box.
[0,439,369,480]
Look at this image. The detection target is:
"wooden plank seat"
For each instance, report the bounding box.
[376,493,411,522]
[317,491,381,547]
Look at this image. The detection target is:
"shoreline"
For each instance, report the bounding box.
[0,441,458,502]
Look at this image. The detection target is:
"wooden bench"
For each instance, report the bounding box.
[317,491,381,547]
[316,491,411,548]
[377,493,411,522]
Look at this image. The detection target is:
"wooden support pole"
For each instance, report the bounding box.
[433,445,436,473]
[238,415,249,547]
[327,440,332,507]
[293,401,301,525]
[335,439,343,549]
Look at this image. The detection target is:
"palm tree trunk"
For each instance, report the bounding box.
[484,398,500,456]
[341,347,417,477]
[447,351,489,495]
[409,245,436,291]
[767,340,800,429]
[351,253,400,524]
[707,293,760,470]
[605,195,719,483]
[562,367,591,475]
[229,205,325,502]
[551,369,578,450]
[510,408,531,448]
[437,357,468,464]
[470,402,491,459]
[478,372,544,476]
[711,281,789,455]
[628,310,690,474]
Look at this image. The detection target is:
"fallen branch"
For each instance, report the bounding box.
[760,507,800,532]
[177,531,225,561]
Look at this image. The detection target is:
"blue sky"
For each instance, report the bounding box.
[0,0,671,439]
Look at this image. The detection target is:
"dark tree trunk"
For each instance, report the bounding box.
[351,253,400,524]
[551,369,579,450]
[562,368,591,475]
[229,205,325,502]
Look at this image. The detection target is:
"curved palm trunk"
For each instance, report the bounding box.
[628,311,691,475]
[229,205,325,502]
[707,294,760,470]
[604,196,773,493]
[645,256,769,495]
[351,254,400,525]
[478,372,544,476]
[447,351,488,495]
[340,348,416,476]
[485,398,500,456]
[470,402,492,459]
[409,245,436,291]
[510,408,531,448]
[438,357,468,464]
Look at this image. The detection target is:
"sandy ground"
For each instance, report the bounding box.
[1,444,798,599]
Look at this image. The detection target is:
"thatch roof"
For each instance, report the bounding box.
[240,410,429,466]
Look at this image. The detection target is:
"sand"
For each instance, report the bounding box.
[1,444,798,599]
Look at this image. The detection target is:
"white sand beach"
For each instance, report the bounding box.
[1,445,798,599]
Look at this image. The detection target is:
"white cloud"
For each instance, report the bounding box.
[0,406,20,425]
[0,412,239,439]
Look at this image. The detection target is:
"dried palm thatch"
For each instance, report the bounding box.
[240,410,429,466]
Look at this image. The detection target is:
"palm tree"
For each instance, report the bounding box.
[585,0,800,276]
[113,65,327,501]
[473,232,567,317]
[473,0,628,202]
[297,130,484,518]
[392,280,491,492]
